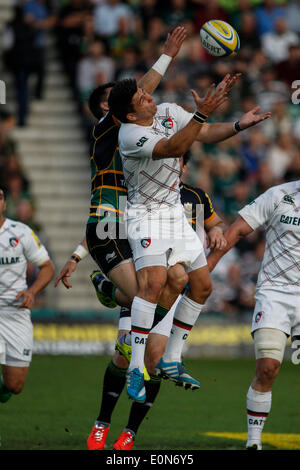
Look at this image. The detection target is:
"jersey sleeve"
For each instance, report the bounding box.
[171,103,193,131]
[238,187,278,230]
[22,227,50,266]
[119,125,165,159]
[203,191,216,222]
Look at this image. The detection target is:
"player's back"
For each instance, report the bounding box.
[88,111,127,224]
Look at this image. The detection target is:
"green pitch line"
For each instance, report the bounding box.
[0,356,299,450]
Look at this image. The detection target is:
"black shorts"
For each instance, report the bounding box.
[86,222,132,277]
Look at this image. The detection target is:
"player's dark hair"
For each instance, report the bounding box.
[108,78,138,123]
[182,151,191,166]
[88,82,115,120]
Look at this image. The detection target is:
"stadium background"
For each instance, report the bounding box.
[0,0,299,360]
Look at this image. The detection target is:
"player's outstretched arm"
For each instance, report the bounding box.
[207,216,253,272]
[16,260,55,309]
[55,238,89,289]
[198,105,271,144]
[138,26,186,95]
[152,83,228,159]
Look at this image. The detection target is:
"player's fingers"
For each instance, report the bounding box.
[205,83,216,98]
[250,105,261,115]
[15,291,24,301]
[62,277,72,289]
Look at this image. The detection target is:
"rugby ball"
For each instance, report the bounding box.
[200,20,240,58]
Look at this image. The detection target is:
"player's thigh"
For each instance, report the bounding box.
[136,265,168,301]
[108,260,138,301]
[2,365,29,393]
[145,333,168,374]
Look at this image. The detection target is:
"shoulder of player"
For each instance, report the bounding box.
[3,218,32,238]
[93,111,119,137]
[180,183,206,202]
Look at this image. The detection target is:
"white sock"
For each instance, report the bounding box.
[246,385,272,448]
[163,294,203,363]
[129,296,157,374]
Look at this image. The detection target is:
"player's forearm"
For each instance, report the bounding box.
[207,224,245,272]
[28,260,55,296]
[138,55,172,95]
[198,121,239,144]
[153,119,203,159]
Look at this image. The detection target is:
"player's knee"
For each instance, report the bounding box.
[167,265,189,293]
[139,279,166,302]
[256,358,280,384]
[5,379,25,395]
[113,351,129,369]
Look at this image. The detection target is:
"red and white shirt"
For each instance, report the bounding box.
[0,218,49,308]
[239,181,300,288]
[118,102,193,215]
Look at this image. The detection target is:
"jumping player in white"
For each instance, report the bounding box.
[0,188,54,403]
[108,77,271,403]
[207,180,300,450]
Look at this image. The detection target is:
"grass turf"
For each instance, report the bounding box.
[0,356,299,450]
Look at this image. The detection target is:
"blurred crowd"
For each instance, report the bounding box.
[1,0,300,317]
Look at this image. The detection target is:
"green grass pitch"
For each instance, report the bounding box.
[0,356,299,450]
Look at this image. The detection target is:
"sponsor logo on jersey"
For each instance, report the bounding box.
[23,349,31,356]
[9,237,19,248]
[136,137,149,147]
[141,238,151,248]
[184,202,193,213]
[255,311,263,323]
[283,195,295,205]
[0,257,20,265]
[161,117,174,129]
[105,251,117,262]
[280,214,300,226]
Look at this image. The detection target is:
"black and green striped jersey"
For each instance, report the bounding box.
[88,111,127,224]
[180,182,216,231]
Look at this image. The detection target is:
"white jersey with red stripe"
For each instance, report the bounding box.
[118,102,193,216]
[239,181,300,288]
[0,218,50,309]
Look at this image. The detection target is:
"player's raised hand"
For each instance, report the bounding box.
[239,106,271,130]
[163,26,187,58]
[191,83,228,117]
[216,73,242,94]
[54,259,78,289]
[16,289,35,309]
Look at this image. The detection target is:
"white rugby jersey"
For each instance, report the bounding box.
[0,218,50,308]
[239,181,300,288]
[118,102,193,214]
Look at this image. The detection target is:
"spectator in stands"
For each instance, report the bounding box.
[255,0,287,36]
[275,45,300,88]
[93,0,133,38]
[261,16,299,64]
[4,172,34,222]
[57,0,92,92]
[3,6,39,126]
[23,0,56,100]
[286,0,300,35]
[0,110,18,184]
[77,39,115,101]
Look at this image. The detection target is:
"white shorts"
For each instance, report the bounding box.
[0,307,33,367]
[127,205,206,272]
[252,286,300,338]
